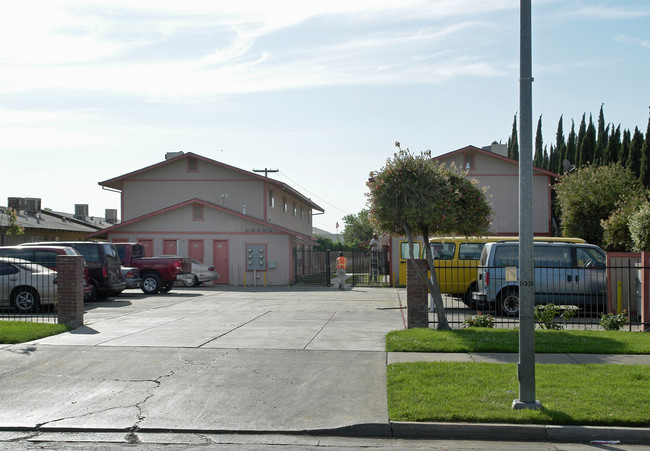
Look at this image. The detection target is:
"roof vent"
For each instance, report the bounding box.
[165,151,184,160]
[7,197,25,211]
[105,209,118,224]
[74,204,89,220]
[25,197,41,215]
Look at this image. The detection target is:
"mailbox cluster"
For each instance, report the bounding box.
[246,245,266,270]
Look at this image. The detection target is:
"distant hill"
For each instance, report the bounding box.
[312,226,342,242]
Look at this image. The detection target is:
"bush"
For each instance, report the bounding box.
[463,312,494,328]
[629,202,650,251]
[534,304,576,330]
[600,310,629,331]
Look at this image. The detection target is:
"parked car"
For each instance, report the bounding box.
[0,257,57,313]
[114,243,192,294]
[182,259,220,287]
[121,266,143,290]
[472,241,607,316]
[20,241,125,301]
[0,245,93,299]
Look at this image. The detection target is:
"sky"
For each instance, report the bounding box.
[1,1,649,234]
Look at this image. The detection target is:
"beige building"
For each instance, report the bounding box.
[434,144,556,236]
[89,152,324,286]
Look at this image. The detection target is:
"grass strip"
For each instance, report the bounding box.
[386,328,650,354]
[387,361,650,426]
[0,321,70,344]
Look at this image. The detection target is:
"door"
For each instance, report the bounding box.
[188,240,204,263]
[213,240,229,284]
[163,239,178,255]
[139,239,154,257]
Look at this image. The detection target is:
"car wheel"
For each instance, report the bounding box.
[183,275,199,287]
[463,283,486,310]
[141,274,161,294]
[498,287,520,316]
[13,287,39,313]
[160,281,174,293]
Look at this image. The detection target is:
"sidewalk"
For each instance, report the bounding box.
[0,286,648,445]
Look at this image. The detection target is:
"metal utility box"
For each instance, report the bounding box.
[246,244,266,271]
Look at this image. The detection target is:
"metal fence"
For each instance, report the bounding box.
[294,249,390,287]
[0,257,59,323]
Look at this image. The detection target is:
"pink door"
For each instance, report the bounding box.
[188,240,204,262]
[213,240,229,284]
[139,239,154,257]
[163,239,178,255]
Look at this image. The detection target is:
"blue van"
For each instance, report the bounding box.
[472,241,607,315]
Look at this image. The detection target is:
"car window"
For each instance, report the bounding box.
[0,262,19,276]
[458,243,484,260]
[430,243,455,260]
[401,242,420,259]
[533,245,571,268]
[32,250,58,269]
[71,244,101,263]
[576,247,606,267]
[131,245,145,258]
[493,245,518,266]
[116,245,126,260]
[102,244,119,261]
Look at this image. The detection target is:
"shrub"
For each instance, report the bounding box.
[463,312,494,328]
[629,202,650,251]
[600,310,629,331]
[534,304,576,330]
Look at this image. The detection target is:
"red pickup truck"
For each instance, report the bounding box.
[114,243,192,294]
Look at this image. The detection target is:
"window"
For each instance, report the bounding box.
[400,241,421,259]
[431,243,455,260]
[458,243,484,260]
[188,158,198,172]
[269,190,275,208]
[293,202,297,216]
[300,207,304,220]
[463,153,475,171]
[283,197,288,213]
[193,205,204,220]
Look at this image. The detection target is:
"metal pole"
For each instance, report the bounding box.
[514,0,541,410]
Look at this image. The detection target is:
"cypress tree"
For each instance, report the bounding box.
[576,114,587,167]
[640,114,650,187]
[628,126,644,178]
[619,129,631,166]
[594,104,608,164]
[555,115,566,173]
[534,115,544,167]
[565,119,577,170]
[604,124,621,165]
[507,113,519,160]
[545,144,552,171]
[578,114,596,166]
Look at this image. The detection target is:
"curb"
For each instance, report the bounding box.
[390,421,650,445]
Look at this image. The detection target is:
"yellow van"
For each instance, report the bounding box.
[398,236,586,308]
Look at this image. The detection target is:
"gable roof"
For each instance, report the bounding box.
[434,145,559,178]
[86,198,316,242]
[99,152,324,212]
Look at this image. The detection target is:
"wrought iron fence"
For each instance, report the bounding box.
[0,257,59,323]
[294,249,390,287]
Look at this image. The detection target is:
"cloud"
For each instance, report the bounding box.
[615,34,650,49]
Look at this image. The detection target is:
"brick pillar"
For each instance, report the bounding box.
[56,255,84,328]
[407,259,429,328]
[642,252,649,331]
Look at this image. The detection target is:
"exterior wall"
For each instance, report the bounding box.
[438,151,552,235]
[265,185,313,237]
[107,205,295,286]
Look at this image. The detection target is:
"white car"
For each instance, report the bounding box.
[0,257,57,313]
[183,259,220,287]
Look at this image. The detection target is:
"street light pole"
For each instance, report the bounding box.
[514,0,541,410]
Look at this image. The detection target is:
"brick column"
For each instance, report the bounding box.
[407,259,429,328]
[56,255,84,328]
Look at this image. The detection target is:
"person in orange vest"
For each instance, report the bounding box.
[336,251,347,290]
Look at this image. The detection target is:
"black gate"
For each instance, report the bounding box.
[293,249,389,287]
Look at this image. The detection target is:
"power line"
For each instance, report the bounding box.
[276,171,351,216]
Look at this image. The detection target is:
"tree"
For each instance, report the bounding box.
[594,104,608,164]
[602,195,649,252]
[640,114,650,188]
[0,207,25,245]
[533,115,544,168]
[554,164,645,247]
[628,126,644,179]
[367,144,491,330]
[576,114,587,166]
[341,209,374,247]
[578,114,596,166]
[629,201,650,251]
[604,124,621,165]
[507,114,519,160]
[554,115,566,173]
[618,129,631,166]
[565,120,577,168]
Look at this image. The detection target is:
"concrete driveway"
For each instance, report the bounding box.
[0,286,406,434]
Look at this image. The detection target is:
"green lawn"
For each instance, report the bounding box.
[386,328,650,354]
[388,361,650,426]
[0,321,70,344]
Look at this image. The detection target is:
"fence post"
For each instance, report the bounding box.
[407,259,429,328]
[642,252,650,331]
[56,255,84,328]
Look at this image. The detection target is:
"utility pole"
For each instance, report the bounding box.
[513,0,541,410]
[253,168,279,177]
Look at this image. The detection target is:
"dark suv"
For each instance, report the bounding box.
[20,241,125,300]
